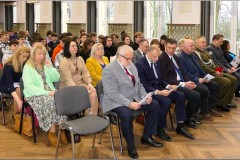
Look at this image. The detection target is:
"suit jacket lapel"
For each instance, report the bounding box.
[114,60,134,86]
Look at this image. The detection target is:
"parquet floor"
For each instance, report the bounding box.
[1,97,240,159]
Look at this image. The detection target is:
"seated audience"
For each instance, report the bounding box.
[86,43,109,87]
[103,36,117,61]
[102,45,162,159]
[2,40,19,65]
[22,44,67,147]
[194,36,237,111]
[159,34,168,52]
[221,40,238,65]
[206,34,240,97]
[136,45,195,140]
[0,46,30,112]
[79,37,95,63]
[132,39,149,64]
[59,40,99,115]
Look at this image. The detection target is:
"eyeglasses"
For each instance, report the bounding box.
[141,44,149,48]
[121,55,133,61]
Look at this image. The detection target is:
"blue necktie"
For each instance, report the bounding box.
[171,57,184,81]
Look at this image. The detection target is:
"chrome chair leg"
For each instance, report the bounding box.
[55,127,61,159]
[92,133,97,148]
[169,108,174,130]
[109,123,116,159]
[1,93,5,125]
[70,129,75,160]
[116,117,124,154]
[98,131,103,144]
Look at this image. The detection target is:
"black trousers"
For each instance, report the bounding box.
[111,99,159,147]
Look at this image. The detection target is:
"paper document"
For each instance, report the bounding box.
[233,67,240,72]
[170,83,183,92]
[14,82,20,88]
[203,74,215,81]
[139,91,155,104]
[230,56,240,68]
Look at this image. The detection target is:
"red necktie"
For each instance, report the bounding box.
[124,68,135,86]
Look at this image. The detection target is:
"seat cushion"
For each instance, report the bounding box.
[63,115,110,135]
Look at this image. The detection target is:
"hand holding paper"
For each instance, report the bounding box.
[139,91,155,105]
[203,74,215,82]
[230,56,240,68]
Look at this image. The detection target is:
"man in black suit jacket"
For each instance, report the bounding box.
[135,45,195,140]
[178,39,221,121]
[158,38,201,127]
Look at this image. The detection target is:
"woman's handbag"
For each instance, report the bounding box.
[13,111,37,137]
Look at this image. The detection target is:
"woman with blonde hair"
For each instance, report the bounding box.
[22,43,67,146]
[86,43,110,87]
[59,40,99,114]
[0,46,30,112]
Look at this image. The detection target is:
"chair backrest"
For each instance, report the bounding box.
[0,68,3,80]
[54,86,91,116]
[19,78,25,100]
[96,80,103,101]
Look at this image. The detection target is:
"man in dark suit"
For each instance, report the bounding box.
[178,39,221,121]
[102,45,162,159]
[158,38,202,127]
[135,45,195,141]
[132,39,149,64]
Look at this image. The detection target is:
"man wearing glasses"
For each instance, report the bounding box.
[102,45,162,159]
[132,39,149,64]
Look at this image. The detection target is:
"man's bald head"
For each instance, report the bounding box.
[182,39,195,54]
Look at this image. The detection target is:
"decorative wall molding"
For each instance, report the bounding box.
[67,23,86,36]
[167,24,200,41]
[108,23,133,38]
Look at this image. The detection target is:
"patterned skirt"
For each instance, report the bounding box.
[25,95,65,132]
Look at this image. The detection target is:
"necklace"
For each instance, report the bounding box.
[70,58,78,72]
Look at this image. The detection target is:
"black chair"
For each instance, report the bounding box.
[0,68,13,125]
[96,80,144,155]
[54,86,116,159]
[19,78,37,143]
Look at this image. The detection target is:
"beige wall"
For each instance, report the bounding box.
[39,1,52,23]
[16,1,26,23]
[172,1,201,24]
[0,3,5,23]
[70,1,87,23]
[109,1,133,24]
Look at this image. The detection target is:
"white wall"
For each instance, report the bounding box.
[172,1,201,24]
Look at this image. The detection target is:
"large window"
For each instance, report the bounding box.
[61,1,71,33]
[211,1,240,54]
[214,1,232,40]
[34,2,40,31]
[145,1,172,39]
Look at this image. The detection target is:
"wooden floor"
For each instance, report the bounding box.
[1,97,240,159]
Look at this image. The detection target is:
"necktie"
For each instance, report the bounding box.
[124,68,136,86]
[150,63,158,79]
[171,57,184,81]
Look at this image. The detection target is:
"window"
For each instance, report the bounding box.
[145,1,172,39]
[34,2,40,31]
[61,1,71,33]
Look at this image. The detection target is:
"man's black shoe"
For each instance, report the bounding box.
[227,103,237,108]
[109,116,117,125]
[217,105,230,112]
[176,127,195,140]
[185,119,197,129]
[191,117,202,125]
[141,137,163,147]
[157,128,172,142]
[127,146,138,159]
